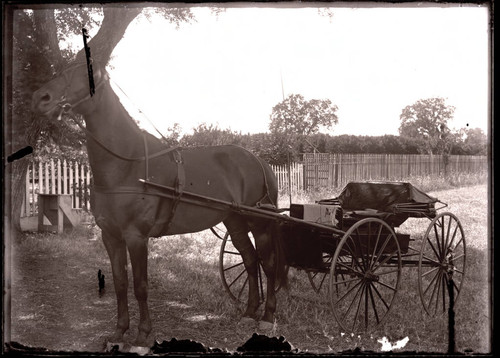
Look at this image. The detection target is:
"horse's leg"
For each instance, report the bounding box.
[224,216,260,322]
[252,224,277,330]
[101,231,130,345]
[123,229,152,348]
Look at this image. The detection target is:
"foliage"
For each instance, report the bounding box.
[398,97,456,154]
[268,94,339,162]
[174,126,488,166]
[180,123,245,147]
[458,127,488,155]
[269,94,339,137]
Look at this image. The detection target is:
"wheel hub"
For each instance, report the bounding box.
[364,271,379,282]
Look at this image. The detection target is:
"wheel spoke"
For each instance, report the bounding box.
[332,276,361,287]
[224,261,245,272]
[364,284,369,329]
[345,238,366,274]
[228,268,247,289]
[369,224,384,268]
[375,279,397,292]
[316,273,328,291]
[427,271,442,313]
[422,266,440,278]
[224,250,241,255]
[337,279,363,304]
[421,253,443,266]
[427,231,442,261]
[376,267,401,276]
[423,267,441,296]
[349,283,366,332]
[372,249,399,272]
[237,275,249,300]
[337,260,362,276]
[444,215,453,253]
[448,224,460,250]
[368,284,380,324]
[375,234,392,260]
[371,282,391,310]
[451,253,465,262]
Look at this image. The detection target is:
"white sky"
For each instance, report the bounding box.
[105,4,490,138]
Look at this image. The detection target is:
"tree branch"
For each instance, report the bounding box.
[74,6,142,65]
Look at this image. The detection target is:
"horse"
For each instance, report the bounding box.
[31,61,288,351]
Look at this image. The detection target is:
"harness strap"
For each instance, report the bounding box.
[164,150,185,232]
[143,133,149,181]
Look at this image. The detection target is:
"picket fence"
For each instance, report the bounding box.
[21,159,91,218]
[21,154,488,217]
[270,162,304,193]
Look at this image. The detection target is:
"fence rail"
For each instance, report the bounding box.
[21,154,488,217]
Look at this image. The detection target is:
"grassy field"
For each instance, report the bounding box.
[9,182,490,354]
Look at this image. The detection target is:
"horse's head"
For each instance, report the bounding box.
[32,61,108,118]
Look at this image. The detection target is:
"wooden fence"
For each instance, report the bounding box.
[21,159,91,217]
[21,154,488,216]
[270,162,304,193]
[302,153,488,190]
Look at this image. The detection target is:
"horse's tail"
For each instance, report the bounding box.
[272,222,289,290]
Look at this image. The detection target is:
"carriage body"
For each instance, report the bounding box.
[281,181,438,269]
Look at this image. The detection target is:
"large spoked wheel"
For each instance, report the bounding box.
[219,232,269,304]
[330,218,402,333]
[418,212,466,315]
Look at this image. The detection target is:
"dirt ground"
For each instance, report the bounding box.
[7,229,300,354]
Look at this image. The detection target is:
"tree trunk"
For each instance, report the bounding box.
[74,7,142,64]
[10,6,142,233]
[10,9,62,232]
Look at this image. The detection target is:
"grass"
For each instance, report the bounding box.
[9,181,490,354]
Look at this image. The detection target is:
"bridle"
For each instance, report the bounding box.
[42,62,108,119]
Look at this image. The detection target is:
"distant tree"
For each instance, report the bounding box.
[269,94,338,162]
[460,127,488,155]
[399,97,456,155]
[180,123,243,147]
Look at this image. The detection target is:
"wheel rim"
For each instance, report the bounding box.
[418,212,466,315]
[219,232,266,304]
[330,218,402,333]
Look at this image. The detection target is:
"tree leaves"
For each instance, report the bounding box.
[398,97,456,154]
[268,94,339,162]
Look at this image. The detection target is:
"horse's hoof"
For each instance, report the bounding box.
[238,316,258,328]
[129,345,151,355]
[258,320,275,333]
[106,342,124,352]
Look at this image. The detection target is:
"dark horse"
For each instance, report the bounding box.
[32,62,287,350]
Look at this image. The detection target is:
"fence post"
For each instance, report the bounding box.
[63,160,67,195]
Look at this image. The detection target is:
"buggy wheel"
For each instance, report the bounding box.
[329,218,402,333]
[307,253,333,293]
[220,232,275,304]
[418,212,466,315]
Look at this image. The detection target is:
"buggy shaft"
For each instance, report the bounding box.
[139,179,345,235]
